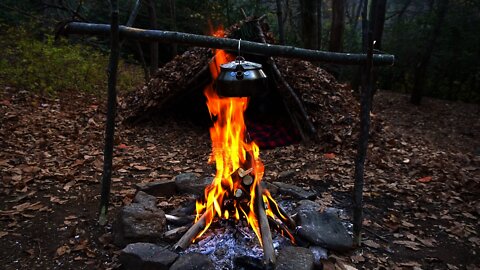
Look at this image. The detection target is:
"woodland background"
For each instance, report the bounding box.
[0,0,479,104]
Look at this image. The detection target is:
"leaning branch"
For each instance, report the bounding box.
[61,22,394,66]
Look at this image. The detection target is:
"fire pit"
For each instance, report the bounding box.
[174,34,296,267]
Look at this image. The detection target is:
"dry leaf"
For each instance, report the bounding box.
[468,237,480,246]
[0,231,8,238]
[417,176,432,183]
[117,143,128,150]
[401,220,415,228]
[63,181,75,191]
[133,165,149,171]
[363,239,381,249]
[393,240,421,250]
[350,254,365,263]
[56,245,70,257]
[447,264,459,270]
[324,153,336,159]
[417,237,435,247]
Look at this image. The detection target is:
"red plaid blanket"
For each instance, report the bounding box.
[246,120,300,149]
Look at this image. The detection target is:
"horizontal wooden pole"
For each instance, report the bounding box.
[61,22,394,66]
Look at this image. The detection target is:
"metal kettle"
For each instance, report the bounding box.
[215,55,267,97]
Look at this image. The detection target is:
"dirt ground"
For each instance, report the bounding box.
[0,88,479,269]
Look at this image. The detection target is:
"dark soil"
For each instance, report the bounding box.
[0,88,479,269]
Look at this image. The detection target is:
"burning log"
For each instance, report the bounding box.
[264,194,296,230]
[165,214,195,226]
[242,175,254,186]
[164,225,189,241]
[234,189,244,198]
[174,210,208,250]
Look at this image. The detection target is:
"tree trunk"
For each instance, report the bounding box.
[411,0,449,105]
[275,0,285,45]
[226,0,231,26]
[351,0,366,92]
[300,0,318,49]
[145,0,158,74]
[352,0,365,33]
[170,0,177,57]
[329,0,345,52]
[317,0,322,49]
[285,0,302,44]
[369,0,387,99]
[371,0,386,51]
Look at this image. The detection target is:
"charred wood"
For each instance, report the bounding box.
[264,194,296,230]
[174,210,208,250]
[255,185,276,266]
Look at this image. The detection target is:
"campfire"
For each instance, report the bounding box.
[174,29,296,266]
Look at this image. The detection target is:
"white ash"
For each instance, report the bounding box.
[184,221,289,270]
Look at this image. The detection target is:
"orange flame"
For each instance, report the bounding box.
[193,27,290,246]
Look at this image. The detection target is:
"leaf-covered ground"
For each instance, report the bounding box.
[0,88,478,269]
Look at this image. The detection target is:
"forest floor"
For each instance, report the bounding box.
[0,88,479,270]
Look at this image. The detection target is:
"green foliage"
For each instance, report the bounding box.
[0,25,143,96]
[380,1,480,102]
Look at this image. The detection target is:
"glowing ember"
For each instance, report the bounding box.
[192,28,293,246]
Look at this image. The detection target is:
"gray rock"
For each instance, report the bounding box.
[114,195,167,247]
[234,255,263,270]
[297,210,353,252]
[175,173,212,195]
[134,191,157,210]
[169,253,214,270]
[273,182,316,200]
[275,246,314,270]
[261,181,279,195]
[309,246,328,269]
[136,179,177,197]
[119,243,178,270]
[297,200,321,212]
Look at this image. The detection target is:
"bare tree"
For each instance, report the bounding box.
[300,0,318,49]
[411,0,449,105]
[371,0,387,51]
[329,0,345,52]
[317,0,322,49]
[145,0,158,74]
[276,0,285,45]
[369,0,387,99]
[170,0,177,56]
